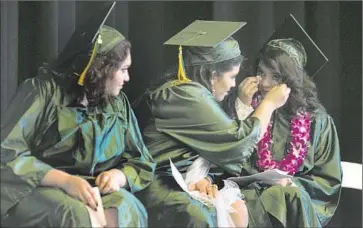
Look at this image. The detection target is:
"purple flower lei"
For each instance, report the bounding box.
[252,93,311,175]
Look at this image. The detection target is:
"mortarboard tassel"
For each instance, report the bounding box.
[176,45,191,84]
[77,35,100,86]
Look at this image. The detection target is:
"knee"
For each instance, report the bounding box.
[232,200,248,215]
[231,200,249,227]
[48,193,90,227]
[3,188,90,228]
[104,189,148,227]
[108,189,147,214]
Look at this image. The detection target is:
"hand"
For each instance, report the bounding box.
[95,169,127,194]
[262,84,291,110]
[188,178,218,198]
[238,76,261,105]
[61,175,98,211]
[274,178,293,187]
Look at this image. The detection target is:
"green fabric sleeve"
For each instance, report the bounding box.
[120,96,156,193]
[151,82,261,175]
[1,78,54,217]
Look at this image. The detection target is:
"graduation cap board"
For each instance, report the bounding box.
[261,14,328,78]
[163,20,247,83]
[56,1,121,86]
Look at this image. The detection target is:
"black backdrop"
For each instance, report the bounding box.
[1,1,362,226]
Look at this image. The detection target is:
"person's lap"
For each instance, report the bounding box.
[135,174,217,227]
[2,187,91,227]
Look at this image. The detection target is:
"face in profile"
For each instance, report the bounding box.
[211,64,241,101]
[105,52,132,97]
[256,61,280,97]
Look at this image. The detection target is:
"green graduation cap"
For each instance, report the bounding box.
[164,20,247,83]
[261,14,328,78]
[56,1,125,86]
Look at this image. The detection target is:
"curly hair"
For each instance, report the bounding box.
[256,46,325,114]
[43,39,131,108]
[82,39,131,107]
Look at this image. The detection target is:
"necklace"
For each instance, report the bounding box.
[252,94,311,175]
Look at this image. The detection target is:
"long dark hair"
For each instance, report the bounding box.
[257,46,325,114]
[41,39,131,108]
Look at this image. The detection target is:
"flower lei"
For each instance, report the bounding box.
[251,93,312,175]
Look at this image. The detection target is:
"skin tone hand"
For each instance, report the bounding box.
[40,169,98,211]
[95,169,128,194]
[188,178,218,198]
[62,175,99,210]
[238,76,262,105]
[275,178,293,187]
[252,84,291,139]
[262,84,291,110]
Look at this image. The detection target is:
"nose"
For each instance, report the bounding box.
[260,77,276,90]
[124,72,130,82]
[231,78,236,88]
[260,77,269,87]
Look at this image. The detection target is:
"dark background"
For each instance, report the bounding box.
[1,1,361,227]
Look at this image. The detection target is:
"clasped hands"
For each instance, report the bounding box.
[188,177,293,199]
[188,178,219,198]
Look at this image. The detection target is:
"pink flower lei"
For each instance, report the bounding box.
[251,93,312,175]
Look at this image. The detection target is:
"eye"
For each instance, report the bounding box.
[256,68,264,76]
[257,70,265,77]
[272,73,280,80]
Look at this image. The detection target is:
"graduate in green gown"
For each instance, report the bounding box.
[134,20,291,227]
[222,14,343,228]
[1,2,155,227]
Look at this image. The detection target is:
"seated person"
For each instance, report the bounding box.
[1,3,155,227]
[221,14,343,228]
[134,20,290,227]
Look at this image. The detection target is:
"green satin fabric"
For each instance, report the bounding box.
[138,81,262,227]
[239,110,342,228]
[135,174,217,227]
[184,37,241,66]
[1,75,156,226]
[144,81,261,175]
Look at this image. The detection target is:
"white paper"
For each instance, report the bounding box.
[170,159,215,207]
[86,187,107,227]
[227,169,292,186]
[169,159,244,227]
[170,158,190,193]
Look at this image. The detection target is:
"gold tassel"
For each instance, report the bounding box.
[77,37,99,86]
[176,45,191,83]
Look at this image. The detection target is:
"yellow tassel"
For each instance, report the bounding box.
[177,45,191,83]
[77,38,99,86]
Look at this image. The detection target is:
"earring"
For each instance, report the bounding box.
[211,81,216,96]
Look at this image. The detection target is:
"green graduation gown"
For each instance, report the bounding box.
[135,81,262,227]
[239,110,342,228]
[1,75,156,227]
